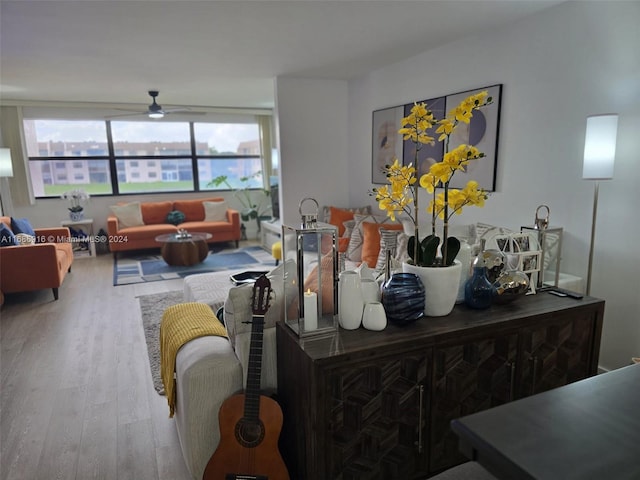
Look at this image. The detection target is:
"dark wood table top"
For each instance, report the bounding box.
[451,363,640,480]
[279,292,604,364]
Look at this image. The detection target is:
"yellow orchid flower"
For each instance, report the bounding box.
[370,91,492,267]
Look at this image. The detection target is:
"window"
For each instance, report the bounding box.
[23,117,268,197]
[194,123,262,190]
[24,120,112,196]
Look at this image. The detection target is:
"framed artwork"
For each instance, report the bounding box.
[402,96,445,177]
[372,84,502,191]
[371,105,404,184]
[444,84,502,191]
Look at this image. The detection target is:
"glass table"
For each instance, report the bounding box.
[155,232,212,266]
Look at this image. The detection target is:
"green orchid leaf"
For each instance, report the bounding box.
[444,236,461,266]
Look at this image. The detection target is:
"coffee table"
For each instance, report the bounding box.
[155,232,212,266]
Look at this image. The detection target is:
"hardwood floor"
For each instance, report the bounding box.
[1,252,199,480]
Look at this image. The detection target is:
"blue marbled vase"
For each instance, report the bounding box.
[381,273,425,326]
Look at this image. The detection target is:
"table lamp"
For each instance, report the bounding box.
[583,114,618,295]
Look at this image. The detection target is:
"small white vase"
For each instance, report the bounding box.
[362,302,387,331]
[403,261,462,317]
[360,278,380,304]
[338,270,363,330]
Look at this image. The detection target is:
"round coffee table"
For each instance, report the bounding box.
[155,232,212,266]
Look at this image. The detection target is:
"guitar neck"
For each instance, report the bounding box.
[244,313,265,422]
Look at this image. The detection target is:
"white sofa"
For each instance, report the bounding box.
[173,262,291,480]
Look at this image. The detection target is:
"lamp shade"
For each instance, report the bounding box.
[583,114,618,180]
[0,148,13,177]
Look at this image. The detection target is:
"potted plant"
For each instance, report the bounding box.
[373,91,492,316]
[61,188,90,222]
[208,170,272,233]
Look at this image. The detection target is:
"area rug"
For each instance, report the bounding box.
[115,244,273,285]
[137,290,183,394]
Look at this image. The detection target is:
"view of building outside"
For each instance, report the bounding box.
[24,119,263,196]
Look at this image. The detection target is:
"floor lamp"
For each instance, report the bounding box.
[582,114,618,296]
[0,148,14,216]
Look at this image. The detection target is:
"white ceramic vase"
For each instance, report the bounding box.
[360,278,381,304]
[362,302,387,331]
[403,260,462,317]
[338,270,364,330]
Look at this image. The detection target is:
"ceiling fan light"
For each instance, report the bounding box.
[148,111,164,119]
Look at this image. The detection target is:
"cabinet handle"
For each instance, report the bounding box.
[416,384,424,453]
[530,356,538,396]
[508,361,516,401]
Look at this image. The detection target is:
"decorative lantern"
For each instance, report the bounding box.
[521,205,564,288]
[283,198,339,338]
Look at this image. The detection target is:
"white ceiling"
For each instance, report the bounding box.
[1,0,563,111]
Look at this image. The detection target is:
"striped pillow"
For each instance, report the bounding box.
[375,231,411,272]
[346,213,394,262]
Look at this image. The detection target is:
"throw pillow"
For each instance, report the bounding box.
[166,210,186,226]
[303,251,335,314]
[361,221,404,268]
[0,222,17,246]
[10,217,36,237]
[375,232,411,274]
[346,213,395,263]
[395,232,410,264]
[203,200,228,222]
[375,229,402,272]
[343,220,356,238]
[327,206,356,237]
[15,233,36,245]
[110,202,144,228]
[321,205,371,225]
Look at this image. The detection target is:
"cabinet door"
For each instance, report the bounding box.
[430,333,518,473]
[325,350,431,480]
[517,311,596,398]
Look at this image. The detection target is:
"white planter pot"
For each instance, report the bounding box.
[403,261,462,317]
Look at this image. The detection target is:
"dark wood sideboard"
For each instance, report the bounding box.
[276,293,604,480]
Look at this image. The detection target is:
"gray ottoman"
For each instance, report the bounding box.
[182,271,235,313]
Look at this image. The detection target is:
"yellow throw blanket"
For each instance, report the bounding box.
[160,302,227,417]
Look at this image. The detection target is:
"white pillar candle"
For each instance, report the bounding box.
[304,289,318,331]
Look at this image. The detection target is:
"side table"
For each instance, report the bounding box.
[61,218,96,257]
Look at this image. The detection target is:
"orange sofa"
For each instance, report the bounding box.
[107,198,241,256]
[0,216,74,300]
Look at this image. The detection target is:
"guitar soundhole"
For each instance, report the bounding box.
[235,418,265,448]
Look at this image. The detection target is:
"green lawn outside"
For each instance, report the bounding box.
[43,182,220,196]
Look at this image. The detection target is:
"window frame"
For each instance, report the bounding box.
[25,118,266,198]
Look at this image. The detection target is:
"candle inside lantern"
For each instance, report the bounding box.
[303,289,318,331]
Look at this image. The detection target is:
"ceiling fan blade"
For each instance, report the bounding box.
[164,108,207,115]
[105,111,146,119]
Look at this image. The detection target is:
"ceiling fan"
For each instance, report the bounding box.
[107,91,206,119]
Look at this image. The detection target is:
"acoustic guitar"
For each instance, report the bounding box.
[202,275,289,480]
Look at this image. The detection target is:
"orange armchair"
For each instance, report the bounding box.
[0,216,74,300]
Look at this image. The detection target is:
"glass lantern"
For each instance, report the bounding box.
[283,198,339,338]
[521,225,563,288]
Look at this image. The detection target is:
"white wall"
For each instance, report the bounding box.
[274,76,350,225]
[344,1,640,370]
